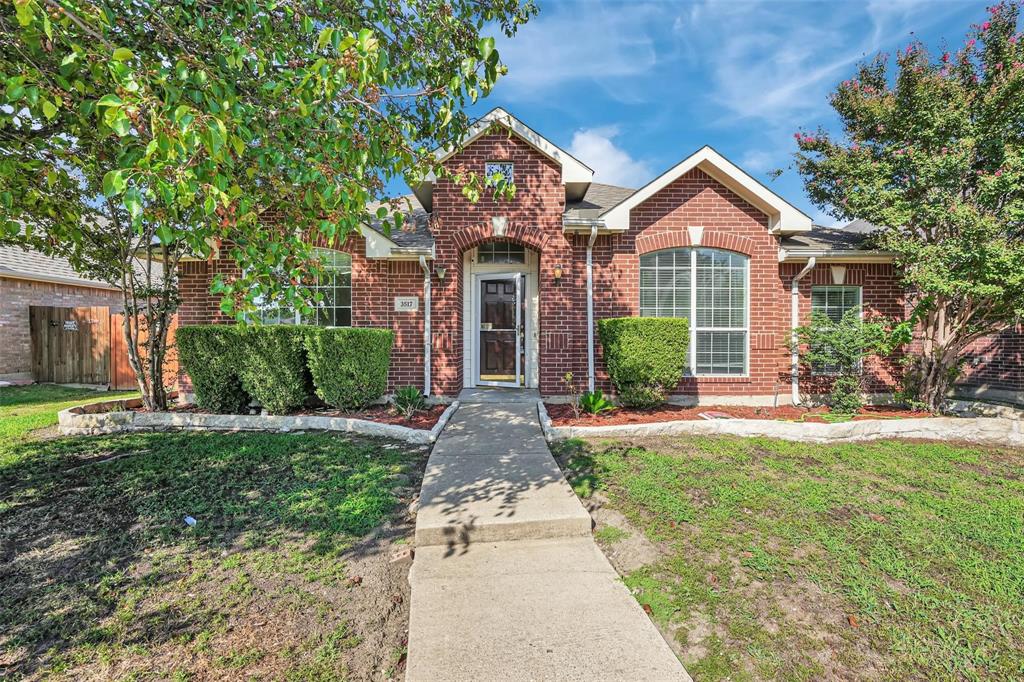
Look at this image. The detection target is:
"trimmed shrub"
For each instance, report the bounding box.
[304,327,394,410]
[176,325,250,413]
[238,326,311,414]
[598,317,689,408]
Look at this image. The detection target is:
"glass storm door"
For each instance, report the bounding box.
[478,274,523,387]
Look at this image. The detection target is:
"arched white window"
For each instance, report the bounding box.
[257,248,352,327]
[639,248,748,375]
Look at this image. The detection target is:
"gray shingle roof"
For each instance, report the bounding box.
[364,194,434,249]
[0,244,165,289]
[0,245,117,289]
[564,183,636,220]
[781,221,882,251]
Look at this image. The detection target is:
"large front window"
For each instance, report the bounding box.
[640,248,749,375]
[256,248,352,326]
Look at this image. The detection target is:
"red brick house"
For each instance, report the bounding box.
[175,109,1022,406]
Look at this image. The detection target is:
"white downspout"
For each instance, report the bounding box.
[586,225,599,392]
[791,256,816,406]
[419,255,432,397]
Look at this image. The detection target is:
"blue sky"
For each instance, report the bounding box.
[426,0,989,226]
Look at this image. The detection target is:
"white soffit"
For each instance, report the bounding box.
[600,146,813,233]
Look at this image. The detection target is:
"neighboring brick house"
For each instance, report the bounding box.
[0,246,125,383]
[175,108,1023,406]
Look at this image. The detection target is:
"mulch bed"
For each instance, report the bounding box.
[137,403,447,430]
[545,402,933,427]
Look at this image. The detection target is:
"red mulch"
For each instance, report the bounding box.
[544,402,933,427]
[141,403,446,430]
[297,404,447,430]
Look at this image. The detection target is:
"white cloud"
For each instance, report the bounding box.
[495,1,661,97]
[679,0,969,127]
[568,126,652,187]
[737,150,776,173]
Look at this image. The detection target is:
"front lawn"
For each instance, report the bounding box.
[0,384,136,455]
[1,385,426,680]
[555,436,1024,681]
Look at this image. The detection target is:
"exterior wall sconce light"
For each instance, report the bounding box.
[552,264,563,282]
[434,265,447,281]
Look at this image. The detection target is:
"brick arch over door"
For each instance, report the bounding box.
[450,222,554,255]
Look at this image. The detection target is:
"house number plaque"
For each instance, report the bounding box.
[394,296,419,312]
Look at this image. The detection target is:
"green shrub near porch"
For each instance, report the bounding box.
[176,326,251,414]
[304,327,394,410]
[598,317,690,408]
[237,326,312,414]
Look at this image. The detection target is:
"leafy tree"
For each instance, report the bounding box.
[1,0,534,409]
[794,307,910,413]
[793,2,1024,411]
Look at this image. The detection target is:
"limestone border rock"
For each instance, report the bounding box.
[59,398,460,445]
[536,401,1024,448]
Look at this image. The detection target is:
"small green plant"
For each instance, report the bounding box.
[794,307,910,414]
[562,372,582,420]
[598,317,689,408]
[393,386,426,419]
[579,390,615,416]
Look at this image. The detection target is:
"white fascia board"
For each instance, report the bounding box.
[779,247,894,263]
[600,146,813,233]
[427,108,594,186]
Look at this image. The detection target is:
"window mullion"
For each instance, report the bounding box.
[690,248,697,374]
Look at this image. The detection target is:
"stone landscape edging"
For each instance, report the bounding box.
[536,401,1024,447]
[59,398,460,445]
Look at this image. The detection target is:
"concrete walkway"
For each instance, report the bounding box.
[406,390,690,681]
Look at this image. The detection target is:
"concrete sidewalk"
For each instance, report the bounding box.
[406,392,690,681]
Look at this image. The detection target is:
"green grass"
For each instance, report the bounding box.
[594,525,630,544]
[556,436,1024,681]
[0,386,423,680]
[0,384,136,455]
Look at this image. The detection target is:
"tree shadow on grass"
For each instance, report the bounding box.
[0,430,426,679]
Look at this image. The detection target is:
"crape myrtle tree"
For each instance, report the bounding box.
[794,2,1024,411]
[0,0,535,410]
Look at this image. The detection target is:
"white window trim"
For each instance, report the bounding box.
[484,160,514,187]
[640,247,750,378]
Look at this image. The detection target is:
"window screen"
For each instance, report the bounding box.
[256,248,352,327]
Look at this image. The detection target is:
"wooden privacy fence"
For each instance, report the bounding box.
[29,306,178,390]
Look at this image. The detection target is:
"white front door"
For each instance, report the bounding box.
[476,273,524,388]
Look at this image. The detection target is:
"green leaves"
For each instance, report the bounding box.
[794,2,1024,408]
[2,0,537,324]
[111,48,135,62]
[102,169,127,197]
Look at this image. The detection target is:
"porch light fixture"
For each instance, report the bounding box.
[553,264,563,282]
[434,265,447,281]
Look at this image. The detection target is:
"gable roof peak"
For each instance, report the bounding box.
[599,145,812,234]
[412,107,594,211]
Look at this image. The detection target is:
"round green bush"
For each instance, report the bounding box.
[598,317,689,408]
[304,327,394,410]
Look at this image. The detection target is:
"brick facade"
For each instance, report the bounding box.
[0,277,123,380]
[173,124,1024,405]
